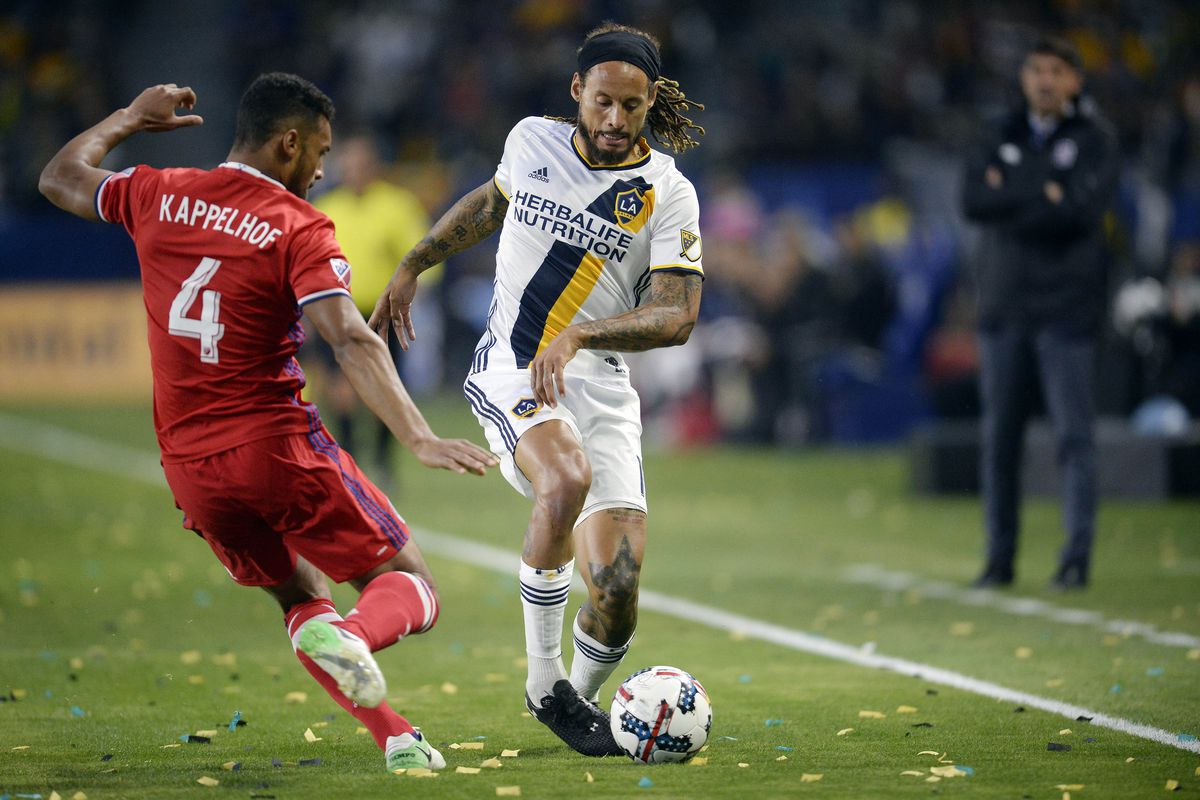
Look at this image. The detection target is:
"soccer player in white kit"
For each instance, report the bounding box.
[370,22,705,756]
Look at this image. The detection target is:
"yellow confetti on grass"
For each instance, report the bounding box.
[11,745,30,751]
[900,771,924,777]
[690,758,709,766]
[897,705,918,714]
[1103,634,1121,646]
[480,758,503,769]
[926,776,942,783]
[1046,678,1065,688]
[441,682,458,695]
[1016,646,1033,659]
[451,742,485,750]
[586,772,594,782]
[310,721,329,728]
[196,776,219,787]
[930,766,967,778]
[917,751,940,757]
[484,673,508,683]
[1056,785,1085,791]
[285,691,308,704]
[949,622,974,636]
[776,756,788,762]
[195,730,217,737]
[496,787,521,797]
[161,743,181,749]
[407,768,436,778]
[222,761,239,770]
[1195,767,1200,776]
[738,763,750,768]
[859,710,886,719]
[1127,757,1136,763]
[836,728,854,736]
[456,766,481,774]
[1166,779,1180,791]
[49,793,61,800]
[11,689,27,699]
[1186,649,1200,661]
[73,793,88,800]
[180,650,202,664]
[304,727,322,743]
[70,657,84,669]
[1059,729,1072,736]
[356,727,369,735]
[800,774,823,782]
[188,675,205,685]
[500,749,520,757]
[212,652,237,667]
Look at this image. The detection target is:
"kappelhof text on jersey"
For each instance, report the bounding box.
[158,193,283,249]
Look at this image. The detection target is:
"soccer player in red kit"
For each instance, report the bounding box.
[38,74,497,772]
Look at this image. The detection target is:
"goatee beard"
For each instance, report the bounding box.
[577,123,634,165]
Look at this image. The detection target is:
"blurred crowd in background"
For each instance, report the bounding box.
[4,0,1200,447]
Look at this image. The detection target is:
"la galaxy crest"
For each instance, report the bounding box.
[614,187,647,229]
[679,229,702,262]
[511,397,540,419]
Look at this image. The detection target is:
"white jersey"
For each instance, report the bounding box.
[471,116,703,378]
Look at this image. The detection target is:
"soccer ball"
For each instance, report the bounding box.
[610,665,712,763]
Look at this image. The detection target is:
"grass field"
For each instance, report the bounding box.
[1,398,1198,799]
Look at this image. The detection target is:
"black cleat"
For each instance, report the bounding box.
[526,679,623,757]
[1047,560,1088,592]
[971,563,1014,589]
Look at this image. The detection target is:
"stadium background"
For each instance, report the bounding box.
[3,3,1200,797]
[4,0,1200,454]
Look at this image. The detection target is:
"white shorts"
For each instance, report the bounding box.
[463,369,646,523]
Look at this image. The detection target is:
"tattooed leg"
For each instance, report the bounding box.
[574,508,646,644]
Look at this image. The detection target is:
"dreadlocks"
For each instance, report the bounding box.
[562,22,705,154]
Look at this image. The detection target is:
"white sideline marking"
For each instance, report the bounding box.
[844,563,1200,650]
[1,412,1197,755]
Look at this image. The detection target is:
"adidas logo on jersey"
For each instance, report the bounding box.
[528,166,550,183]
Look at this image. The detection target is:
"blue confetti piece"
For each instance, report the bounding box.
[738,675,752,683]
[1109,684,1122,694]
[1179,733,1197,742]
[193,590,213,608]
[15,794,43,799]
[1146,666,1164,677]
[229,710,242,731]
[956,765,976,776]
[39,650,58,662]
[775,746,794,751]
[765,718,784,727]
[472,735,487,740]
[69,705,86,718]
[44,690,53,699]
[448,642,466,655]
[638,777,654,788]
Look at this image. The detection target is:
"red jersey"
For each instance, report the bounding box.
[97,161,352,462]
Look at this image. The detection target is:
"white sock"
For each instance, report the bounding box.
[519,559,573,702]
[569,610,632,703]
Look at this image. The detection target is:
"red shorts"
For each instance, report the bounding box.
[162,429,409,586]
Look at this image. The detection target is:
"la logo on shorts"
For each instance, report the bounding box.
[511,397,540,419]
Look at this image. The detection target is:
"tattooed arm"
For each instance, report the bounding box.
[529,271,702,407]
[368,179,509,347]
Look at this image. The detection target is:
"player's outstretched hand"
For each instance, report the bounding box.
[127,84,204,132]
[368,265,419,350]
[411,437,498,476]
[529,328,581,409]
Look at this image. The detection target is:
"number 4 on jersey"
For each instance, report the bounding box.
[169,257,225,364]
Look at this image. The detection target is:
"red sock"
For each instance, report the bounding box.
[338,571,440,652]
[284,598,414,749]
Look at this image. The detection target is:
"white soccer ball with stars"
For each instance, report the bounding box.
[610,665,712,763]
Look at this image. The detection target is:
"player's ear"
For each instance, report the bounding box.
[570,72,583,102]
[280,128,302,161]
[647,80,658,109]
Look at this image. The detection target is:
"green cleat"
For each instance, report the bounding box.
[385,731,445,771]
[296,620,386,708]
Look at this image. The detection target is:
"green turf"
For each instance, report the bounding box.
[1,399,1198,798]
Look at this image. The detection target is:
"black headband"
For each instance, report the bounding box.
[577,31,660,82]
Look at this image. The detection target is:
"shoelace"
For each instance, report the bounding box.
[552,689,599,729]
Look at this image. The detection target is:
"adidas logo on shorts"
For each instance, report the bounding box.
[528,166,550,183]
